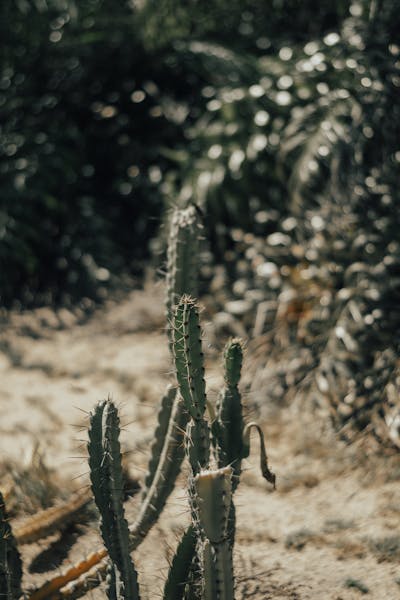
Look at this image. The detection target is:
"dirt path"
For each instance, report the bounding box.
[1,284,399,599]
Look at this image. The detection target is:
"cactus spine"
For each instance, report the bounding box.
[0,491,22,600]
[88,399,140,600]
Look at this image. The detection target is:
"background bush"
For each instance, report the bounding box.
[1,0,398,308]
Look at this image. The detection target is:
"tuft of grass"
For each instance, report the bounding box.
[344,578,369,594]
[285,528,315,551]
[368,535,400,562]
[323,518,355,533]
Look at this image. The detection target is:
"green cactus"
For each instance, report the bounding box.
[24,209,275,600]
[88,399,141,600]
[172,295,213,597]
[170,297,276,599]
[173,295,207,423]
[0,491,23,600]
[129,391,188,545]
[194,467,235,600]
[211,338,275,548]
[213,338,245,487]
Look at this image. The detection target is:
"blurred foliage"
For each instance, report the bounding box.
[0,0,198,304]
[136,0,349,51]
[1,0,399,316]
[139,0,400,443]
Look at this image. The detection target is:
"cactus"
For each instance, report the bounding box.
[16,203,275,600]
[0,491,22,600]
[173,295,207,423]
[29,390,189,600]
[170,296,276,599]
[88,399,140,600]
[213,338,245,486]
[129,391,188,544]
[165,205,202,339]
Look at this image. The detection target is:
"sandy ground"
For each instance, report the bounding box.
[1,282,400,599]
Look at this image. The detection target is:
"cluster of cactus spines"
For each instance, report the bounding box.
[88,399,140,600]
[165,205,202,350]
[0,491,22,600]
[194,468,234,600]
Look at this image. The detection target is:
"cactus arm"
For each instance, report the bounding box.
[166,205,202,342]
[173,296,210,475]
[242,423,276,488]
[215,339,245,483]
[163,525,196,600]
[0,491,22,600]
[223,338,243,388]
[129,392,188,544]
[142,385,177,496]
[173,296,207,421]
[88,399,140,600]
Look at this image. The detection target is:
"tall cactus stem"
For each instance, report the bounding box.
[129,392,188,543]
[166,205,202,351]
[88,399,141,600]
[194,467,235,600]
[173,295,207,421]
